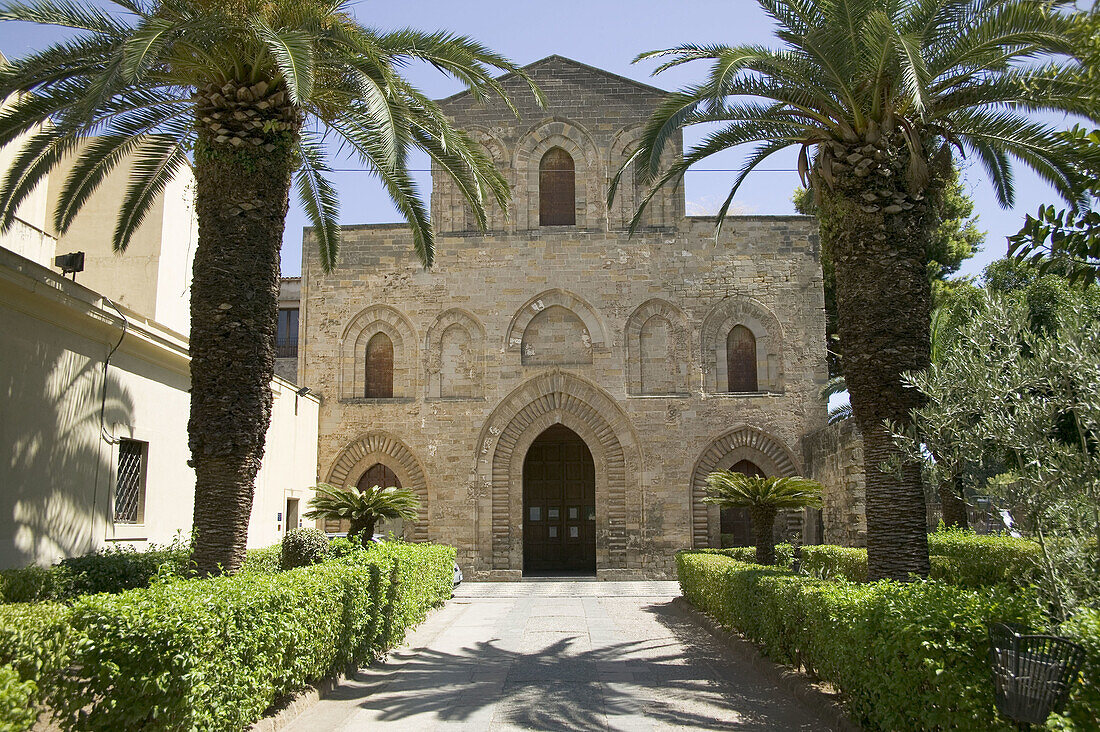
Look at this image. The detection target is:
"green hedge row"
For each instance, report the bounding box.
[0,664,37,732]
[0,544,290,604]
[705,530,1042,587]
[677,551,1051,730]
[0,542,455,732]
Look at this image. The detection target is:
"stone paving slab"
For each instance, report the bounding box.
[283,581,835,731]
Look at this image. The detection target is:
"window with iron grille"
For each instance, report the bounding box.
[276,308,299,358]
[114,439,146,524]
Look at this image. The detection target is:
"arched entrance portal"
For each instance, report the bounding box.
[719,460,764,548]
[523,424,596,574]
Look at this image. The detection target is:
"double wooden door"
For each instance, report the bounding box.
[523,425,596,574]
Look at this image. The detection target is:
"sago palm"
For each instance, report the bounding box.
[303,482,420,547]
[704,472,823,565]
[0,0,539,575]
[615,0,1098,580]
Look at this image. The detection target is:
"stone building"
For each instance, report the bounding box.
[297,56,829,579]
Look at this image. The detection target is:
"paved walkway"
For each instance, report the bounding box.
[284,581,831,731]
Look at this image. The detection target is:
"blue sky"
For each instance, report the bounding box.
[0,0,1079,278]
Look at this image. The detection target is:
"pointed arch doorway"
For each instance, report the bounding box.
[523,424,596,574]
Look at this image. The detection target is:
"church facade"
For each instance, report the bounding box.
[297,56,828,579]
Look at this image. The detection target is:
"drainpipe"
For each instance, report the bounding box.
[91,297,128,546]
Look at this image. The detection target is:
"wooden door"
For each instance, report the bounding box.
[523,425,596,573]
[720,460,764,548]
[357,463,400,491]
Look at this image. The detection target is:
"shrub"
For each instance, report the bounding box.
[927,529,1041,588]
[797,544,868,582]
[0,565,71,604]
[1,542,454,731]
[303,483,420,547]
[0,603,72,716]
[354,541,455,646]
[1,544,190,604]
[677,551,1043,730]
[708,532,1042,588]
[240,544,282,574]
[279,528,331,570]
[1052,609,1100,730]
[60,544,190,596]
[328,536,364,560]
[0,664,36,732]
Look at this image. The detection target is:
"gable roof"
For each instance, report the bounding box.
[435,54,667,105]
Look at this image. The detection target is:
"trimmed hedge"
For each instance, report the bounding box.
[677,551,1045,730]
[356,541,457,647]
[0,545,189,604]
[926,530,1042,588]
[705,530,1041,587]
[239,544,282,574]
[0,542,455,731]
[0,542,298,604]
[0,664,36,732]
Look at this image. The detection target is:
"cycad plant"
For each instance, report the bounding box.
[0,0,539,574]
[303,482,420,547]
[615,0,1098,580]
[704,472,823,565]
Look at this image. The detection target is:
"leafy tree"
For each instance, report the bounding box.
[1009,7,1100,284]
[796,167,983,375]
[0,0,539,575]
[893,295,1100,617]
[614,0,1096,580]
[704,472,823,565]
[303,483,420,548]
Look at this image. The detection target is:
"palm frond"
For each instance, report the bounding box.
[295,134,340,273]
[704,471,824,510]
[112,135,187,252]
[302,483,420,524]
[252,16,315,105]
[0,0,129,33]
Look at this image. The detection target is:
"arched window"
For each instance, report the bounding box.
[539,147,575,226]
[365,332,394,398]
[727,325,758,392]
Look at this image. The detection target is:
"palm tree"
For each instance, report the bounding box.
[0,0,540,575]
[613,0,1097,580]
[303,482,420,547]
[826,305,972,526]
[704,472,823,565]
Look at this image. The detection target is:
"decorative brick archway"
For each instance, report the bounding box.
[326,430,429,541]
[474,370,641,573]
[690,426,800,548]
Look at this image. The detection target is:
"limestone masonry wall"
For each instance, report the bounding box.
[297,57,830,579]
[803,420,867,547]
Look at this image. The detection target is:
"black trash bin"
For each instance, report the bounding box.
[989,622,1085,729]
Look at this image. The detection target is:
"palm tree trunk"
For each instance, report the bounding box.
[351,518,377,547]
[938,477,969,530]
[750,505,778,565]
[189,81,300,576]
[817,137,936,581]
